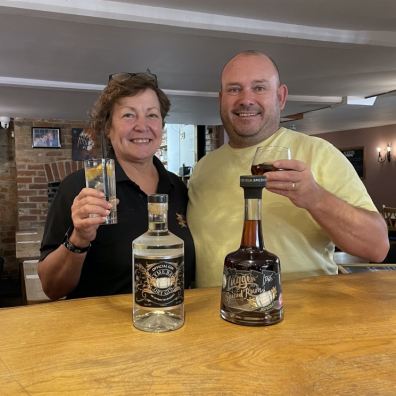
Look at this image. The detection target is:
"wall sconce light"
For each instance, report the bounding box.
[377,144,392,163]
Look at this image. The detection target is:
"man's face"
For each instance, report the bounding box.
[219,54,288,148]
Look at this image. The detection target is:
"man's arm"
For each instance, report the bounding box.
[266,159,389,262]
[304,185,388,262]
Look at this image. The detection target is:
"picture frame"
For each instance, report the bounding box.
[72,127,96,161]
[340,147,364,178]
[32,127,61,148]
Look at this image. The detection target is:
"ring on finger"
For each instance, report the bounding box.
[291,182,296,190]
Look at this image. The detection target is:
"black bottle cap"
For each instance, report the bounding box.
[240,175,266,199]
[148,194,168,203]
[240,175,266,188]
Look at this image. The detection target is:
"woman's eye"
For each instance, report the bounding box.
[123,112,135,118]
[148,113,160,119]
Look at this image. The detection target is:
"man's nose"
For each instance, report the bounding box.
[237,88,255,106]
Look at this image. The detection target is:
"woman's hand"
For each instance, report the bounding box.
[70,188,112,246]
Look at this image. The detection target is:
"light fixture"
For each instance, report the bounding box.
[0,116,10,129]
[377,144,392,163]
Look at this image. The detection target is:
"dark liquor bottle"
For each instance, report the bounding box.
[220,175,283,326]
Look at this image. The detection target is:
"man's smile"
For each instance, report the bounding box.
[234,111,261,118]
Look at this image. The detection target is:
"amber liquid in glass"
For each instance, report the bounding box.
[251,162,275,175]
[251,163,290,175]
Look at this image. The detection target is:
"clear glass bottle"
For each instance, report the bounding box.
[220,176,283,326]
[132,194,184,332]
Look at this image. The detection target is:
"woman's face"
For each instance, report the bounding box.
[108,89,163,164]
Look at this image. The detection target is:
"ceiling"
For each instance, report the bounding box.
[1,0,396,134]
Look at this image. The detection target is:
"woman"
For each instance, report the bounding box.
[38,72,195,299]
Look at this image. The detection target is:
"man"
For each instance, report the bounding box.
[187,50,389,287]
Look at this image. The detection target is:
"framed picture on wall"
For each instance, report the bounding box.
[32,127,61,148]
[340,147,364,178]
[72,128,95,161]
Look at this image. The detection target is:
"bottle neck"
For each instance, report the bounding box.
[148,204,169,234]
[240,198,264,248]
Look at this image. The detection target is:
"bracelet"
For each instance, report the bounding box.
[62,229,90,254]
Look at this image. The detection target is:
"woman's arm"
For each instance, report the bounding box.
[38,187,111,299]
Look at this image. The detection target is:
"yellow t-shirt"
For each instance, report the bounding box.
[187,128,377,287]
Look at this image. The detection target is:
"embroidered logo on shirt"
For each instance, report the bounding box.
[176,213,187,228]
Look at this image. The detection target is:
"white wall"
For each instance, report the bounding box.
[166,124,196,175]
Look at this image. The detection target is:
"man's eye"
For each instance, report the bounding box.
[226,87,240,95]
[254,86,266,93]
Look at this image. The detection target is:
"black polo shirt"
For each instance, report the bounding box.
[40,157,195,299]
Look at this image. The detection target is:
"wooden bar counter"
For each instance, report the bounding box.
[1,271,395,395]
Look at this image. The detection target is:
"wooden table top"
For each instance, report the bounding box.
[1,271,395,395]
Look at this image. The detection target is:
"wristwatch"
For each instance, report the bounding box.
[62,228,90,254]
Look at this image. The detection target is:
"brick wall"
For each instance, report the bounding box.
[14,120,87,231]
[0,119,88,275]
[0,128,17,272]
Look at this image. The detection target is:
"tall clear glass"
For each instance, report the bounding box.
[84,158,117,224]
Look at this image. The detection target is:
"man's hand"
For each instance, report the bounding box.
[265,159,324,209]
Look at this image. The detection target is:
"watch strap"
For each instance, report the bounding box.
[62,228,90,254]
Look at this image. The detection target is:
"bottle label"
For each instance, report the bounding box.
[222,268,282,312]
[134,255,184,308]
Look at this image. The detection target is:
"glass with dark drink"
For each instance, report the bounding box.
[251,146,291,175]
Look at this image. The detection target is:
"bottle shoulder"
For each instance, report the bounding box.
[133,230,183,246]
[227,246,277,258]
[225,247,280,271]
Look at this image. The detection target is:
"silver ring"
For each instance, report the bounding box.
[291,182,296,190]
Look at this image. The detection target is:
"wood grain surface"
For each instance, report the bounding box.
[1,271,395,395]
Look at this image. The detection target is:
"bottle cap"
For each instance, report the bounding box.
[148,194,168,204]
[148,194,168,215]
[240,175,266,188]
[240,175,266,199]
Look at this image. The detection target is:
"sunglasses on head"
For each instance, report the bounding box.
[108,70,158,86]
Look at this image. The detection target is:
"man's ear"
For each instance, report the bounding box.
[277,84,288,111]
